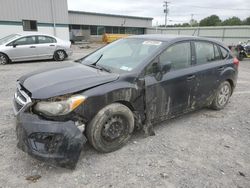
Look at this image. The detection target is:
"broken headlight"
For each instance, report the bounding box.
[34,95,86,116]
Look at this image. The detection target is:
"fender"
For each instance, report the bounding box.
[75,77,145,124]
[219,65,238,89]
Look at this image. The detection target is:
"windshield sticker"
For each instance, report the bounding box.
[143,41,162,46]
[120,66,132,71]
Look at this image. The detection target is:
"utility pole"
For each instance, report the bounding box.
[190,14,194,27]
[163,1,170,28]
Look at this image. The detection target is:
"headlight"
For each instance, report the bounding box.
[34,95,86,116]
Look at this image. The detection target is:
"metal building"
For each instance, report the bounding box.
[0,0,69,40]
[146,26,250,45]
[0,0,153,41]
[68,11,153,41]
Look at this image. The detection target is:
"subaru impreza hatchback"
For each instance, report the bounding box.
[13,35,238,168]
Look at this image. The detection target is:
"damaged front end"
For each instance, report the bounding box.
[13,84,87,169]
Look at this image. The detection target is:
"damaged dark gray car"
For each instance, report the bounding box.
[13,35,238,168]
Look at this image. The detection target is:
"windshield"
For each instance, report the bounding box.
[0,34,21,45]
[81,38,164,73]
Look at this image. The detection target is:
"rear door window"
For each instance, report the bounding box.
[195,41,215,64]
[214,45,222,60]
[220,47,229,59]
[38,36,56,44]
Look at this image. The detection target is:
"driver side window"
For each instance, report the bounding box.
[13,36,36,46]
[159,42,191,70]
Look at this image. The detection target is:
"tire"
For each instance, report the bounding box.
[211,81,232,110]
[0,53,9,65]
[54,50,66,61]
[86,103,134,153]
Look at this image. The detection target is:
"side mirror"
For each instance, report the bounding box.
[151,62,160,74]
[161,62,171,73]
[12,43,17,48]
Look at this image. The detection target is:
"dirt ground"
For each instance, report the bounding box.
[0,44,249,188]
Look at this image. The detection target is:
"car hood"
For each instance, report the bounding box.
[18,63,119,99]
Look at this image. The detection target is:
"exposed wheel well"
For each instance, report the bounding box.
[115,100,135,112]
[226,79,234,95]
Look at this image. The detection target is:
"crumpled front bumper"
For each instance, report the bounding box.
[16,113,87,169]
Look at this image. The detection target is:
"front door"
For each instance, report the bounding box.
[144,41,197,123]
[7,36,37,61]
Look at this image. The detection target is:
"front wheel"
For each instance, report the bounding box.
[54,50,66,61]
[0,53,9,65]
[86,103,134,153]
[211,81,232,110]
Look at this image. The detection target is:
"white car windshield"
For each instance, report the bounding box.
[0,34,21,45]
[82,38,164,73]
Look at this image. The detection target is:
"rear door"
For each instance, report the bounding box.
[192,41,228,107]
[35,36,57,59]
[144,41,197,122]
[7,36,37,61]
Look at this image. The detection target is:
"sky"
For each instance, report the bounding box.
[67,0,250,26]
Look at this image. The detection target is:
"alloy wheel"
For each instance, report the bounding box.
[0,55,7,65]
[218,84,230,106]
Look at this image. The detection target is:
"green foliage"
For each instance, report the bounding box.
[243,16,250,25]
[222,17,242,26]
[199,15,221,26]
[157,15,250,27]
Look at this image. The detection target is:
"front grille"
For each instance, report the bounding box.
[13,84,32,115]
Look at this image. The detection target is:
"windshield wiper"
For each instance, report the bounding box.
[87,64,112,73]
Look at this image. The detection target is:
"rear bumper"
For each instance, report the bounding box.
[16,113,86,169]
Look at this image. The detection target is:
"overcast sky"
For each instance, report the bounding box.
[68,0,249,26]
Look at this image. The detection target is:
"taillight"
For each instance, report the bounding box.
[233,57,239,68]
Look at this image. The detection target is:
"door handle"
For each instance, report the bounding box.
[187,75,196,81]
[217,66,225,71]
[49,44,55,47]
[29,46,36,48]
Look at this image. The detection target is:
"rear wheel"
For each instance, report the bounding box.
[54,50,66,61]
[0,53,9,65]
[211,81,232,110]
[86,103,134,153]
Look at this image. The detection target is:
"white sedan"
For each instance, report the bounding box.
[0,33,72,64]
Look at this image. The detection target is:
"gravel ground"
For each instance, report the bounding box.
[0,45,249,188]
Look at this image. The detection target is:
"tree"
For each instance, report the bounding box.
[199,15,221,26]
[181,23,190,27]
[222,17,242,26]
[243,16,250,25]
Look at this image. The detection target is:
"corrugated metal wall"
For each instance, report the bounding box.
[68,11,152,28]
[146,26,250,45]
[0,0,68,24]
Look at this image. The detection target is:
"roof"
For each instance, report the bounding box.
[68,10,153,20]
[128,34,196,41]
[16,32,55,37]
[129,34,221,43]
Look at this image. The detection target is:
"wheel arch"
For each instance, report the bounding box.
[0,52,11,62]
[225,78,234,95]
[115,100,135,112]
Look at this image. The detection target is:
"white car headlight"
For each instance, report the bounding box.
[34,95,86,116]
